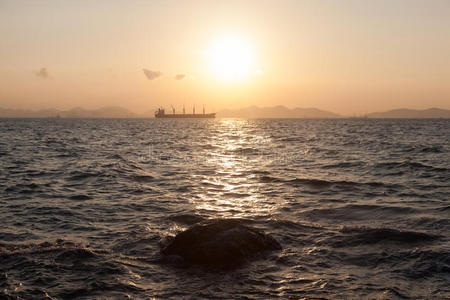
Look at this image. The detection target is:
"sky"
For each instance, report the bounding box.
[1,0,449,115]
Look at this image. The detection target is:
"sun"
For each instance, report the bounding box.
[206,36,253,82]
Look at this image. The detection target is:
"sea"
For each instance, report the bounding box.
[0,118,449,299]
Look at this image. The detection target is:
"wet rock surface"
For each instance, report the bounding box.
[162,219,282,266]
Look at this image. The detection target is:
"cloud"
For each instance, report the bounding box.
[35,67,50,79]
[174,74,186,80]
[143,68,162,80]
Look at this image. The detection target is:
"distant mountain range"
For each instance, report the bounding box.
[0,106,449,118]
[367,108,450,118]
[0,106,143,118]
[219,106,450,118]
[217,105,340,118]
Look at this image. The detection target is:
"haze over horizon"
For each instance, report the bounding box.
[1,0,449,115]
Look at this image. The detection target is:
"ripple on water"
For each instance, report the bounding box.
[0,118,449,298]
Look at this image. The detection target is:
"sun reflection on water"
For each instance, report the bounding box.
[192,119,277,218]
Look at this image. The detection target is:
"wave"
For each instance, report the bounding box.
[287,178,333,188]
[201,181,225,189]
[0,240,88,257]
[30,206,77,218]
[267,218,323,231]
[54,248,98,262]
[338,247,449,279]
[224,147,261,156]
[258,176,404,191]
[168,214,205,225]
[249,170,271,175]
[402,249,450,279]
[406,217,449,231]
[68,171,100,181]
[259,175,283,183]
[321,161,365,169]
[58,280,143,299]
[436,205,450,212]
[4,183,43,193]
[279,137,305,142]
[301,204,417,222]
[107,154,143,171]
[69,194,92,200]
[0,232,40,242]
[342,226,438,243]
[174,185,191,192]
[200,144,218,150]
[107,153,126,161]
[322,226,440,248]
[130,174,155,183]
[373,161,449,173]
[223,192,250,198]
[405,145,444,153]
[25,170,52,177]
[56,152,80,158]
[0,241,138,299]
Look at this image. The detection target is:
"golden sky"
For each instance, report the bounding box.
[1,0,449,115]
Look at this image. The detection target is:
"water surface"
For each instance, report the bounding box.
[0,118,449,298]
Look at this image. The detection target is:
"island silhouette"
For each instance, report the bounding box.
[1,106,449,118]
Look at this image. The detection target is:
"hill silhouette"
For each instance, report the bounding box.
[1,106,449,118]
[367,108,450,118]
[217,105,340,118]
[0,106,137,118]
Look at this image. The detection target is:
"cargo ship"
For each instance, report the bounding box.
[154,106,216,118]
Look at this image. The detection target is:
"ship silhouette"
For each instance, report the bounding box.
[155,105,215,118]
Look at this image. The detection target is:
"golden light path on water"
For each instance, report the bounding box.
[191,119,280,217]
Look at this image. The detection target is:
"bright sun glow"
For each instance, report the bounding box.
[207,36,253,81]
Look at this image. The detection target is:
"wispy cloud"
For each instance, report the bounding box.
[143,68,162,80]
[174,74,186,80]
[35,67,50,79]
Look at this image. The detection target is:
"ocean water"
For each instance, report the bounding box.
[0,118,449,299]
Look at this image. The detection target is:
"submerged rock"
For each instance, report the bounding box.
[161,219,281,266]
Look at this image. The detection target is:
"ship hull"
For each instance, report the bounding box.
[155,113,216,118]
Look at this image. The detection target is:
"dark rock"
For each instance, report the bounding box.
[162,219,281,266]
